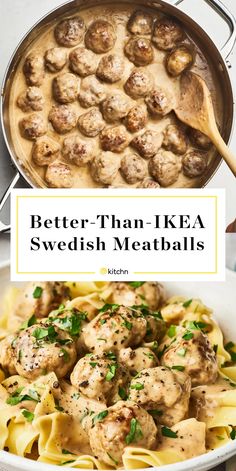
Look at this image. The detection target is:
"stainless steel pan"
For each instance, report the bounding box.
[0,0,236,232]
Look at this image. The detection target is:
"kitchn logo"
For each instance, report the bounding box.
[100,267,129,275]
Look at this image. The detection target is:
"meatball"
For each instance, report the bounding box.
[62,135,94,166]
[32,136,60,166]
[149,150,182,187]
[71,354,129,404]
[166,45,194,77]
[182,151,208,178]
[69,47,97,77]
[23,52,45,86]
[85,19,116,53]
[152,17,185,51]
[83,305,147,354]
[101,93,131,123]
[161,329,218,386]
[44,47,67,72]
[90,152,120,185]
[45,161,73,188]
[14,282,69,320]
[189,128,212,150]
[125,104,148,133]
[89,401,158,467]
[121,153,147,184]
[163,124,188,155]
[131,130,163,159]
[78,108,105,137]
[96,54,124,83]
[13,322,77,380]
[127,10,154,36]
[159,418,206,460]
[49,104,77,134]
[137,178,160,188]
[19,113,47,140]
[145,88,173,117]
[79,76,106,108]
[100,125,130,153]
[124,68,153,98]
[125,37,154,66]
[129,367,191,426]
[0,336,17,375]
[111,282,166,310]
[17,87,44,112]
[53,73,79,104]
[119,347,158,375]
[54,16,85,47]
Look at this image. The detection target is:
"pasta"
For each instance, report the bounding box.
[0,281,236,469]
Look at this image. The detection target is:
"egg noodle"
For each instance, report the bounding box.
[0,281,236,469]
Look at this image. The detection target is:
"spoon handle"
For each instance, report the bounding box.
[209,128,236,177]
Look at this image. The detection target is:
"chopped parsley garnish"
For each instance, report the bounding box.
[118,386,128,400]
[72,393,80,400]
[125,418,143,445]
[32,325,58,343]
[105,364,117,381]
[130,304,163,320]
[92,410,108,425]
[107,453,118,465]
[97,338,107,342]
[105,352,116,361]
[216,436,225,441]
[55,399,64,412]
[182,331,194,341]
[161,427,178,438]
[89,362,97,368]
[50,310,87,337]
[188,321,208,331]
[177,348,186,357]
[33,286,43,299]
[62,449,73,455]
[230,429,236,440]
[213,344,218,354]
[167,325,176,338]
[182,299,192,308]
[224,342,236,362]
[143,352,154,360]
[225,342,235,351]
[59,460,75,466]
[157,344,168,360]
[60,348,70,362]
[128,282,145,288]
[99,303,119,313]
[148,410,163,417]
[6,388,40,406]
[122,319,133,331]
[150,341,158,351]
[130,382,144,391]
[22,409,34,422]
[20,314,37,330]
[100,319,107,325]
[172,365,185,372]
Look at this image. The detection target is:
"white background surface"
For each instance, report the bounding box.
[0,0,236,265]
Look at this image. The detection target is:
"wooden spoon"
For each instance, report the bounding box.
[175,71,236,177]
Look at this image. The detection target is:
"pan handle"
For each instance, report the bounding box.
[0,172,20,233]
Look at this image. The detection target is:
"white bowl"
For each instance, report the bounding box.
[0,265,236,471]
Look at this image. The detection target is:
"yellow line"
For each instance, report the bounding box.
[134,272,217,275]
[16,272,96,275]
[17,195,216,199]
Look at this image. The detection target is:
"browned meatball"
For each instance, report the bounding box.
[125,37,154,66]
[163,124,188,155]
[78,108,105,137]
[128,10,154,36]
[189,128,212,150]
[23,52,45,86]
[32,136,60,166]
[0,336,17,375]
[101,93,131,123]
[152,17,185,51]
[137,178,160,188]
[100,125,130,153]
[19,113,47,140]
[121,153,147,184]
[45,161,73,188]
[182,151,208,178]
[62,135,94,166]
[149,150,182,187]
[17,87,44,112]
[53,73,79,104]
[124,68,153,98]
[44,48,67,72]
[49,104,77,134]
[79,76,106,108]
[125,104,148,133]
[131,129,163,159]
[69,47,98,77]
[90,152,120,185]
[145,88,173,117]
[166,45,195,77]
[54,16,85,47]
[85,19,116,53]
[96,54,124,83]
